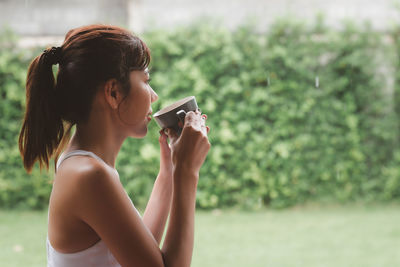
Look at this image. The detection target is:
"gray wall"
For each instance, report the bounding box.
[135,0,398,32]
[0,0,128,36]
[0,0,397,37]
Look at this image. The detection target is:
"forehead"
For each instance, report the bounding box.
[129,68,148,80]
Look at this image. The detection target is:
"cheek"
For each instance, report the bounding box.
[119,101,136,123]
[118,92,148,124]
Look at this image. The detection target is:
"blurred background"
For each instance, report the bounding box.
[1,0,400,266]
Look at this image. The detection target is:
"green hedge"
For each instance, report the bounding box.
[0,17,399,210]
[0,29,52,209]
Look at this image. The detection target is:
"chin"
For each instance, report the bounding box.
[130,127,148,139]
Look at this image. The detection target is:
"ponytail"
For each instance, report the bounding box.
[19,25,151,173]
[19,48,66,173]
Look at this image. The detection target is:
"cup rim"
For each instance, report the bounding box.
[154,96,195,116]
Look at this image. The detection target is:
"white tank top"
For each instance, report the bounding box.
[47,150,138,267]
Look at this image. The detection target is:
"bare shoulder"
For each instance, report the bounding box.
[54,155,121,214]
[53,156,163,266]
[56,155,117,184]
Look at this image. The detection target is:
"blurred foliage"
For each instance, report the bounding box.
[0,17,399,209]
[0,28,52,209]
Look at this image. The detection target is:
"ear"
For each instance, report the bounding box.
[103,79,123,109]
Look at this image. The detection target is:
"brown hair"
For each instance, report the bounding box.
[19,24,151,173]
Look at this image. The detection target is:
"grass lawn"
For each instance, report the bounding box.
[1,204,399,267]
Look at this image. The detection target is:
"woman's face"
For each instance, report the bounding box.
[118,68,158,138]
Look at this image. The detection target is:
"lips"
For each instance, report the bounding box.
[147,110,152,121]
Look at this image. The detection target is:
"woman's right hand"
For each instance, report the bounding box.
[165,110,211,180]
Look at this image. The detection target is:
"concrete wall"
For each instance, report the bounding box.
[0,0,397,37]
[0,0,128,36]
[134,0,398,32]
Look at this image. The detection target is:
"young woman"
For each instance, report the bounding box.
[19,24,210,267]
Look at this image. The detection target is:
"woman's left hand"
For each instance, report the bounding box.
[159,129,173,175]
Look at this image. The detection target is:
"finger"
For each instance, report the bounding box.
[206,126,210,133]
[184,111,196,126]
[159,129,168,142]
[200,114,207,125]
[201,115,207,128]
[200,125,208,136]
[184,111,203,129]
[159,130,172,151]
[165,128,179,143]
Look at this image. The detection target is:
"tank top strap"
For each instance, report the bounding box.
[56,150,109,171]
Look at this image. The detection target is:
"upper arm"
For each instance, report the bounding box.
[71,166,164,267]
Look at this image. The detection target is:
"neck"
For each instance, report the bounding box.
[66,108,126,168]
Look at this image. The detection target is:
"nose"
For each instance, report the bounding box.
[151,88,158,103]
